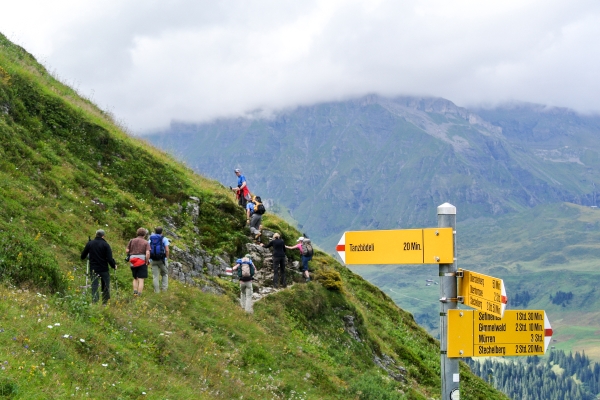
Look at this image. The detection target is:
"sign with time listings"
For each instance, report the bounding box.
[447,310,553,358]
[336,228,453,265]
[458,269,507,318]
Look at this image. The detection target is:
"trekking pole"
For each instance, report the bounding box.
[83,236,91,294]
[85,258,89,292]
[113,265,118,298]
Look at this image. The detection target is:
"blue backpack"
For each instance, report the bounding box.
[149,234,166,261]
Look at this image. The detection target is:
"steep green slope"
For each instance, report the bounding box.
[0,34,505,399]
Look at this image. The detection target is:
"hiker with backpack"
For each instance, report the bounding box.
[246,199,254,225]
[148,227,170,293]
[249,196,266,242]
[232,254,255,313]
[81,229,117,304]
[261,232,287,288]
[231,169,251,208]
[126,227,151,297]
[286,236,313,282]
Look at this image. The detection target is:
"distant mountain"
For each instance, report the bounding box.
[145,95,600,250]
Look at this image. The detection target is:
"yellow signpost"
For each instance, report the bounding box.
[458,269,507,318]
[447,310,553,357]
[336,227,453,264]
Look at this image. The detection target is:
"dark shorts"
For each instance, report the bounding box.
[131,264,148,279]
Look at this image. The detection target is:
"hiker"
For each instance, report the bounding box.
[126,228,151,297]
[246,197,255,225]
[231,169,251,208]
[286,236,313,282]
[261,232,287,288]
[249,196,266,242]
[232,254,255,313]
[149,227,170,293]
[80,229,117,304]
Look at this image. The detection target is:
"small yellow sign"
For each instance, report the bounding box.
[447,310,551,357]
[458,269,507,318]
[337,228,453,265]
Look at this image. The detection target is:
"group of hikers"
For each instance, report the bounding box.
[79,168,313,314]
[230,169,314,314]
[80,227,170,305]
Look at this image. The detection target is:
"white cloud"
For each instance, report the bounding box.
[1,0,599,132]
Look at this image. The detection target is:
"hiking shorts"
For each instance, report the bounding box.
[131,264,148,279]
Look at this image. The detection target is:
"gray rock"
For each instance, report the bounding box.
[343,315,362,342]
[187,197,200,224]
[373,353,406,382]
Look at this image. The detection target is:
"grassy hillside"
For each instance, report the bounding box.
[0,33,506,399]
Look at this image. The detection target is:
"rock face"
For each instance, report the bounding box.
[167,228,304,296]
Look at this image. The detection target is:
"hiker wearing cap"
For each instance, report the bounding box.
[126,228,151,297]
[232,254,256,313]
[286,236,312,282]
[80,229,117,304]
[261,233,287,288]
[231,169,251,208]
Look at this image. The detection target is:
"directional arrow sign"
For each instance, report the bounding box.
[447,310,553,358]
[458,269,507,318]
[336,228,453,264]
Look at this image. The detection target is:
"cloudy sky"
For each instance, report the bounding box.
[2,0,599,133]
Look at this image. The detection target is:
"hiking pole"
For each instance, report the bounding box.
[83,236,91,294]
[113,264,118,298]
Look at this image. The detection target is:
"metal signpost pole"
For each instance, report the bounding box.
[438,202,459,399]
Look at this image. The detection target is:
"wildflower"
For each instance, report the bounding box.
[63,335,69,338]
[80,338,85,343]
[102,364,108,367]
[54,323,60,326]
[47,325,53,329]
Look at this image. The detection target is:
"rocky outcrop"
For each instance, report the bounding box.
[167,228,304,297]
[373,353,407,382]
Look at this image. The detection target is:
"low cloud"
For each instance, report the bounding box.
[2,0,600,132]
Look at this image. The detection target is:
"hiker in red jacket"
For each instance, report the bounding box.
[231,169,251,208]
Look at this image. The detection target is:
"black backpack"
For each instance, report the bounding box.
[149,234,166,261]
[254,196,266,215]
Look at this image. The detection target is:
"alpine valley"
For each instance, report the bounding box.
[146,95,600,364]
